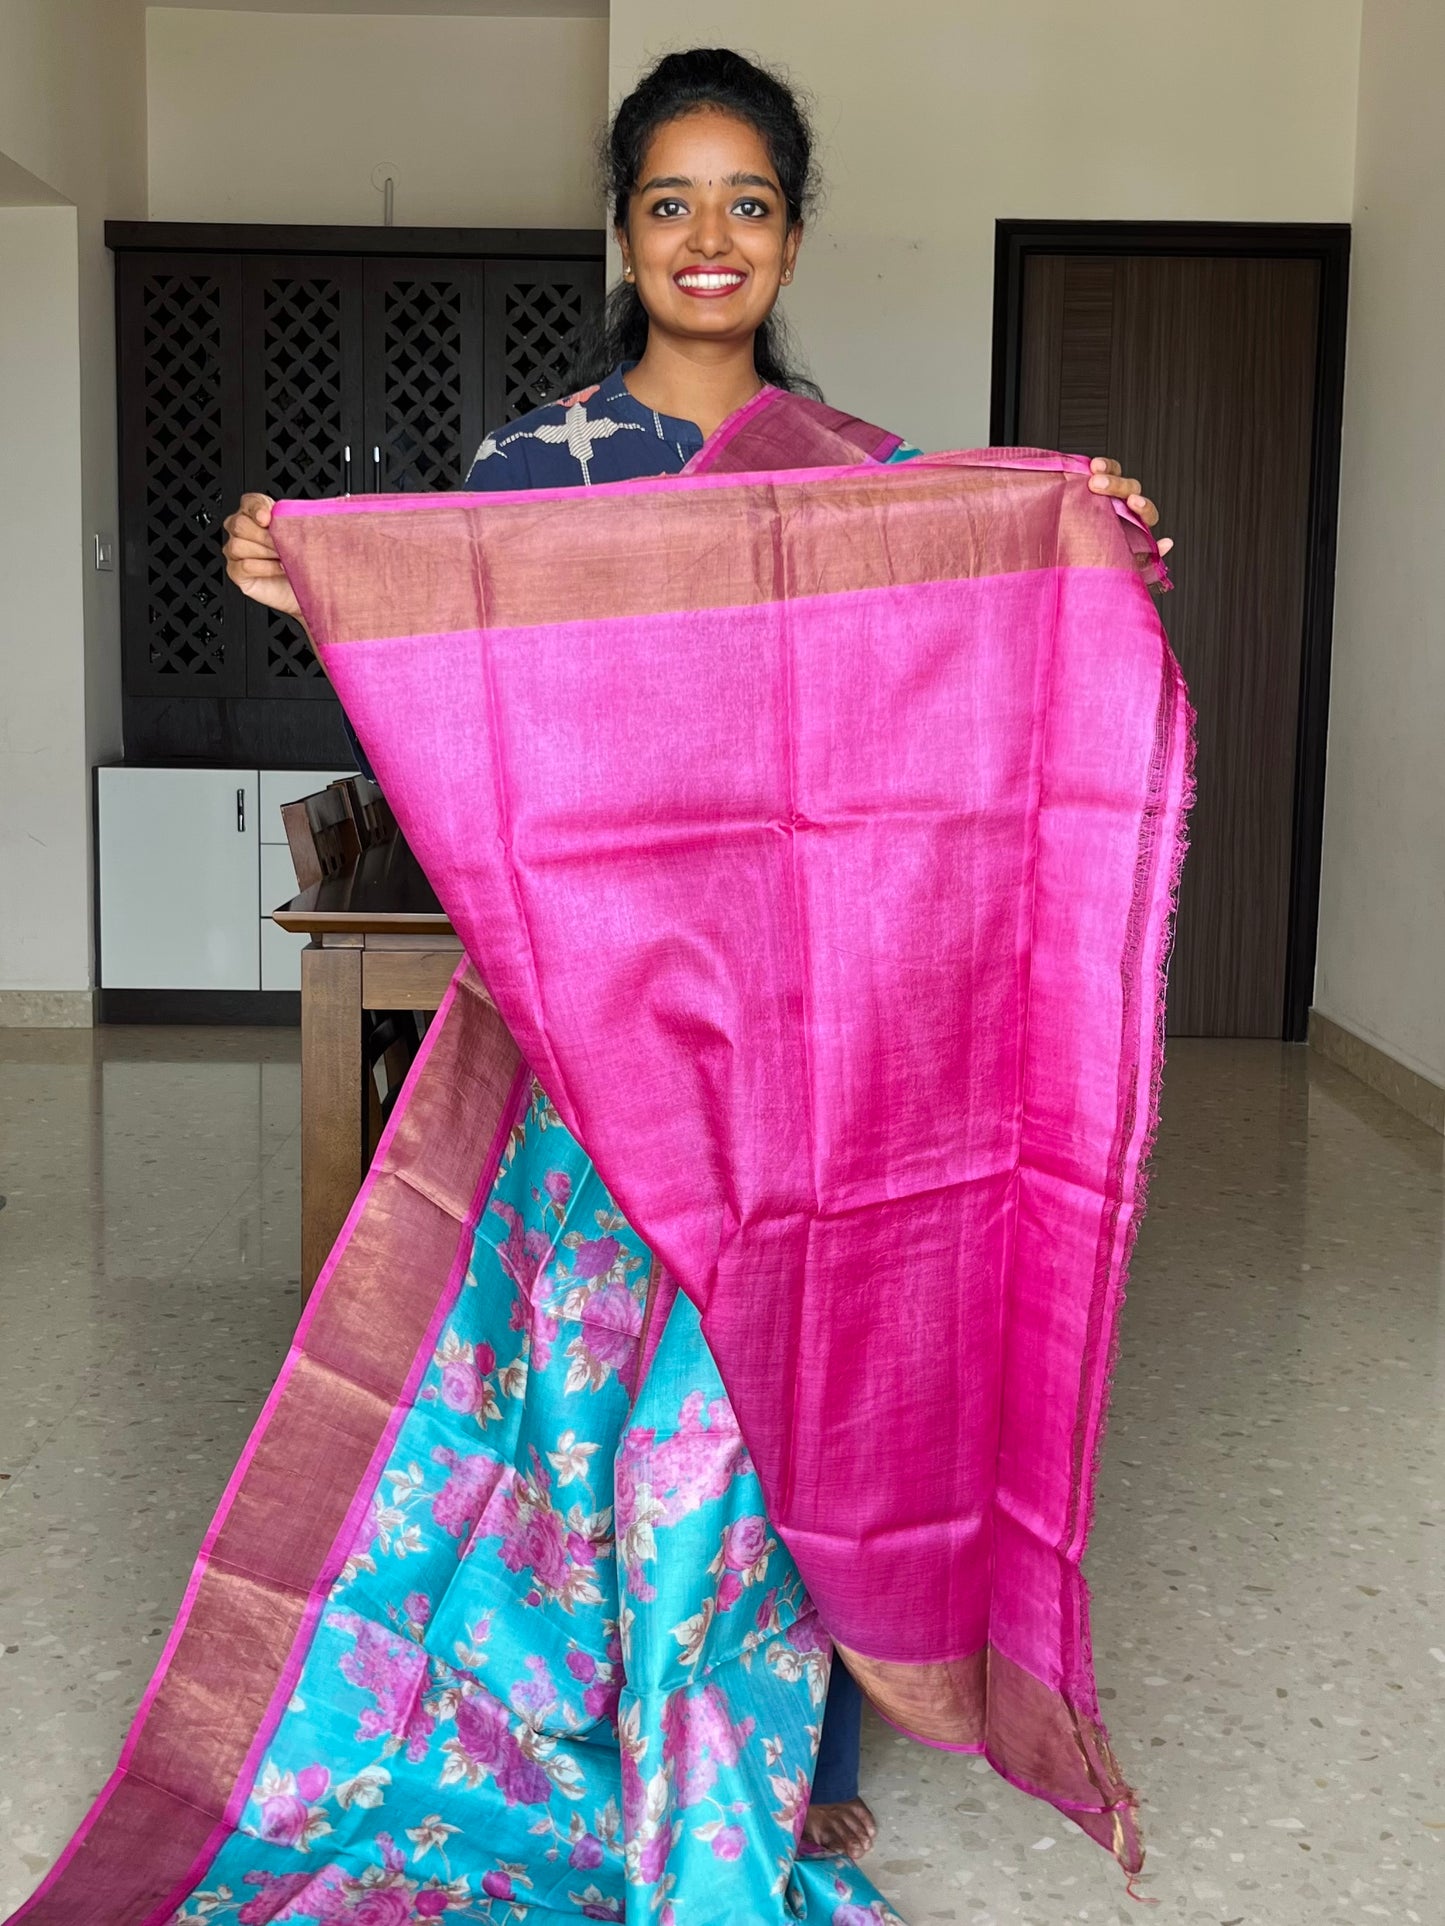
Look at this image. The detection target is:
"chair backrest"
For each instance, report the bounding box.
[336,772,398,850]
[280,782,363,891]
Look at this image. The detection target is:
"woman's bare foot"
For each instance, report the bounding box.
[801,1796,877,1859]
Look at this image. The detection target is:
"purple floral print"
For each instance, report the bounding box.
[325,1613,435,1763]
[448,1690,552,1806]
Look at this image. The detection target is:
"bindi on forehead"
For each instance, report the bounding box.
[636,170,779,195]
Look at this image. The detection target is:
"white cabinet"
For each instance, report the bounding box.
[260,842,308,992]
[259,769,353,993]
[97,768,261,989]
[97,765,353,994]
[259,769,350,840]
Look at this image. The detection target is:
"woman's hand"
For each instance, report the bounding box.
[222,492,304,621]
[1086,457,1173,558]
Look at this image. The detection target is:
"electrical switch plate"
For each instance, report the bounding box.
[93,534,115,571]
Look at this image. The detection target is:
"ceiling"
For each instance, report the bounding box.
[146,1,608,15]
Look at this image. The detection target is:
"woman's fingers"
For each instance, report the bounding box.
[221,491,301,616]
[223,512,277,547]
[1083,459,1170,556]
[1090,473,1143,500]
[223,497,285,595]
[223,495,279,548]
[1087,460,1143,499]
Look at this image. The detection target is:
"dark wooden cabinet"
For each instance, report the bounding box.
[482,259,601,431]
[111,223,605,759]
[116,255,248,700]
[241,255,365,699]
[362,257,485,497]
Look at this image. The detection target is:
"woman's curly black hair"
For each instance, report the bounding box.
[563,47,822,398]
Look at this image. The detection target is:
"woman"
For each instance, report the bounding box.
[220,48,1166,1882]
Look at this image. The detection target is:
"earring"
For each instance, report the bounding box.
[623,265,634,282]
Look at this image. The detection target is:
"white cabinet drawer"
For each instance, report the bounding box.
[261,838,302,918]
[261,914,309,994]
[98,767,260,990]
[260,840,310,993]
[259,768,355,844]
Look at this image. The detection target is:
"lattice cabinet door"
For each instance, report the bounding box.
[241,257,365,698]
[482,259,605,428]
[117,255,247,696]
[362,259,486,492]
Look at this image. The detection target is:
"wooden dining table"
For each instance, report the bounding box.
[273,837,461,1292]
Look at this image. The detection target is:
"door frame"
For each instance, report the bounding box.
[990,219,1351,1043]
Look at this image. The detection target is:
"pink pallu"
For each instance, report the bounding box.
[269,420,1188,1872]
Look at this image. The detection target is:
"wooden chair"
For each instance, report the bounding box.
[338,773,397,850]
[280,778,422,1156]
[280,783,362,892]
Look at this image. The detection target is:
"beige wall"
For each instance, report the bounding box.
[0,211,87,999]
[147,8,609,226]
[608,0,1363,451]
[0,151,69,205]
[0,0,147,1006]
[1314,0,1445,1087]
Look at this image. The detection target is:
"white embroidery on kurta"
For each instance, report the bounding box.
[471,399,648,487]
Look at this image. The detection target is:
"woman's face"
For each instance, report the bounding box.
[618,108,802,353]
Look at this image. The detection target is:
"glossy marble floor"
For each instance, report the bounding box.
[0,1029,1441,1925]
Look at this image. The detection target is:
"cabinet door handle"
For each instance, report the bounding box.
[343,443,353,497]
[372,445,382,492]
[236,787,247,833]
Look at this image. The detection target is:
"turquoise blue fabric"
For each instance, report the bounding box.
[172,1082,900,1925]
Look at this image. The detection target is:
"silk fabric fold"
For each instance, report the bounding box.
[271,439,1189,1869]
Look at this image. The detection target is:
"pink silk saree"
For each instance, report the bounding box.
[271,424,1188,1870]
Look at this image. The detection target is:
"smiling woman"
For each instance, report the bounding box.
[580,49,816,433]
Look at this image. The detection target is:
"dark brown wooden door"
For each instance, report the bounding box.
[1016,253,1321,1037]
[361,258,487,493]
[241,257,365,698]
[483,258,607,425]
[117,254,247,697]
